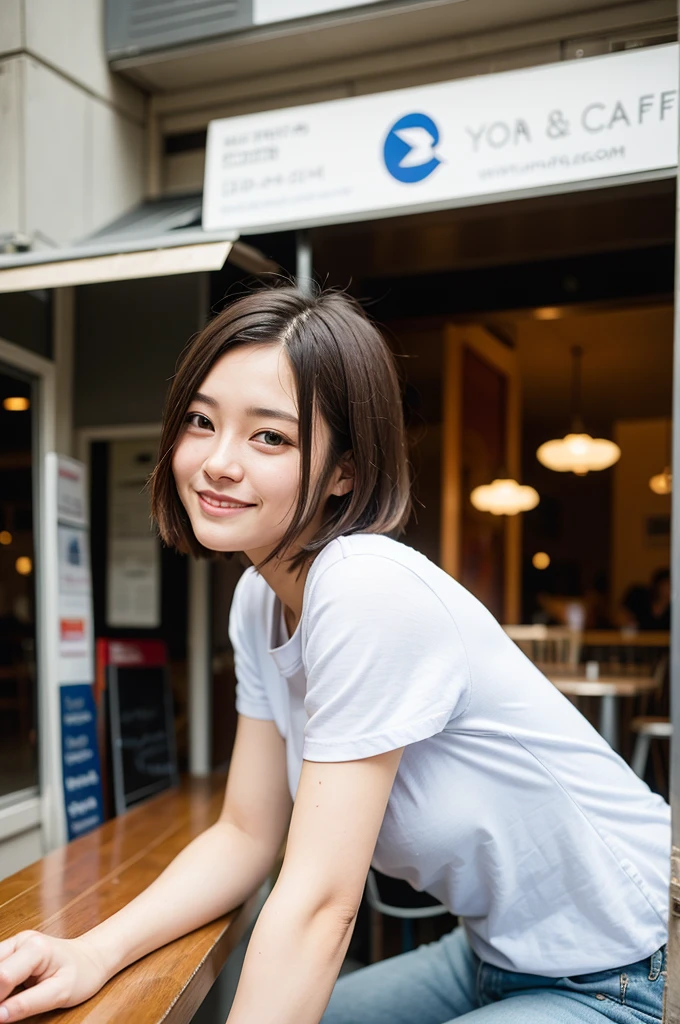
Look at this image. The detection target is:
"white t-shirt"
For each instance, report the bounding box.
[230,533,670,976]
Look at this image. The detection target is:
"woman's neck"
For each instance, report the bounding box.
[245,548,313,635]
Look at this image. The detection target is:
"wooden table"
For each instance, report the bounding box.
[581,630,670,648]
[0,775,258,1024]
[544,670,659,750]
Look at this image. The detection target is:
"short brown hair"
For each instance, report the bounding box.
[151,285,411,570]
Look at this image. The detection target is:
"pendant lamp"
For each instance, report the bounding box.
[649,420,672,495]
[470,477,539,516]
[649,468,672,495]
[536,346,620,475]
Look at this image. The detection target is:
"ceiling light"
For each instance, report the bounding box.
[536,346,620,475]
[3,396,30,411]
[470,478,540,516]
[649,420,672,495]
[532,551,551,570]
[649,467,672,495]
[0,531,11,545]
[15,556,32,576]
[537,433,621,475]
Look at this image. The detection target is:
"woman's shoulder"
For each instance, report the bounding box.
[311,532,420,575]
[306,534,499,638]
[307,533,446,605]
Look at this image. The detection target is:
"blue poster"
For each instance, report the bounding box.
[59,683,104,840]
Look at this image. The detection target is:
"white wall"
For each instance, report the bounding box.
[0,1,23,54]
[23,0,143,119]
[0,0,146,247]
[0,58,23,238]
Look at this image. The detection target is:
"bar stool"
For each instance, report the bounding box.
[631,717,672,781]
[630,655,670,786]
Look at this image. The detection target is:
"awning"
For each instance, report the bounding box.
[0,194,277,293]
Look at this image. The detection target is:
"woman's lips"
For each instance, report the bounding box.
[196,492,255,518]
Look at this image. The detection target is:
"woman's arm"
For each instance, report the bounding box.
[0,716,292,1022]
[226,747,403,1024]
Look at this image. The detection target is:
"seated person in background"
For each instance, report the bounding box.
[622,568,671,631]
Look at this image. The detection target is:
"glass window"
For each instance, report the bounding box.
[0,364,39,797]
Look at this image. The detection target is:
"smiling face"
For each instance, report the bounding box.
[171,342,347,565]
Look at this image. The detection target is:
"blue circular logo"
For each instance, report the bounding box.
[383,113,442,183]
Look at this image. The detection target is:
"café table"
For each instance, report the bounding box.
[541,669,659,751]
[0,774,258,1024]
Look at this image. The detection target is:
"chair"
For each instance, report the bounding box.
[503,625,582,668]
[630,718,672,780]
[630,656,670,785]
[365,869,450,961]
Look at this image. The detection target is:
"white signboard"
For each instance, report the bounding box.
[204,44,678,234]
[57,457,88,529]
[255,0,381,22]
[43,454,103,847]
[55,456,94,682]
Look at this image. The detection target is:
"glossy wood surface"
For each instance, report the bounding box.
[0,775,257,1024]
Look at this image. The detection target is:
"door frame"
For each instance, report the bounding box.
[441,324,521,624]
[0,335,56,850]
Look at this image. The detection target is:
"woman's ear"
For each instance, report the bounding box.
[329,452,354,498]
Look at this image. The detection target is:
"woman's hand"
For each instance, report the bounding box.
[0,931,109,1022]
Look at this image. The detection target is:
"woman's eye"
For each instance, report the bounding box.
[253,430,287,447]
[186,412,213,431]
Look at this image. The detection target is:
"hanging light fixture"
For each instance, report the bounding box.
[649,468,672,495]
[470,477,540,516]
[3,396,30,412]
[649,420,672,495]
[536,346,620,475]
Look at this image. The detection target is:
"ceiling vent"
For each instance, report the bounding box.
[106,0,254,59]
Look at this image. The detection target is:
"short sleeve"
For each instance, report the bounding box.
[302,554,471,762]
[229,569,275,721]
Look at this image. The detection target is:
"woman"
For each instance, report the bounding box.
[0,287,669,1024]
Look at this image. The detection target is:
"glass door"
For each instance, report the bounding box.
[0,364,39,800]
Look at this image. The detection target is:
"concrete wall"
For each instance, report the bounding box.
[0,0,146,247]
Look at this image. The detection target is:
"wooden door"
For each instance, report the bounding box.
[441,325,521,623]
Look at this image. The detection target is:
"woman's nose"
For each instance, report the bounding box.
[202,443,245,482]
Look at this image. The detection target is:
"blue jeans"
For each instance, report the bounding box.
[322,927,665,1023]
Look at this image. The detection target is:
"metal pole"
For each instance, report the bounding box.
[296,230,313,296]
[188,555,211,777]
[663,21,680,1013]
[187,272,212,778]
[599,695,618,752]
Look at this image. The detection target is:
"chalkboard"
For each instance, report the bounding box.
[108,664,179,815]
